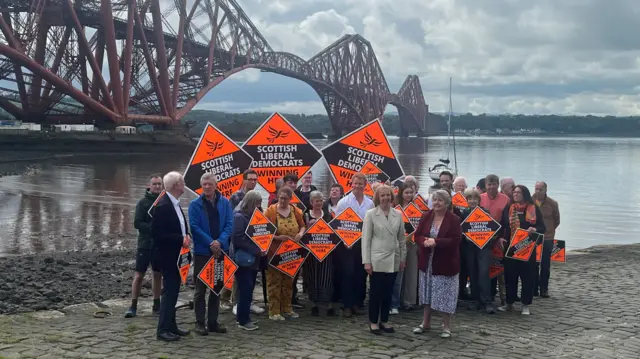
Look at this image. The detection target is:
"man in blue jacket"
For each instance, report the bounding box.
[188,173,233,336]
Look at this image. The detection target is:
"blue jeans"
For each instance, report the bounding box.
[391,269,404,309]
[235,267,258,325]
[157,268,180,334]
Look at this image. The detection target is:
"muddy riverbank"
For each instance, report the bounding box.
[1,240,639,315]
[0,243,195,315]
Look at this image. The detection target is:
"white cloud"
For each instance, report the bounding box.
[188,0,640,116]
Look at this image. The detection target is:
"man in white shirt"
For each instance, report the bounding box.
[335,172,374,317]
[151,171,191,342]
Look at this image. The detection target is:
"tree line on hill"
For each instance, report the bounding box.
[182,110,640,138]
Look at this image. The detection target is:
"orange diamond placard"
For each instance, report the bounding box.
[451,192,469,210]
[461,207,501,249]
[176,246,192,285]
[402,202,423,241]
[242,113,322,193]
[197,253,238,296]
[395,205,416,237]
[184,122,254,198]
[322,118,404,192]
[329,207,364,248]
[489,245,504,279]
[413,194,430,212]
[269,239,309,278]
[245,208,276,253]
[551,240,566,263]
[505,228,538,261]
[301,218,341,262]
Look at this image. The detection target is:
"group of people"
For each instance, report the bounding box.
[124,167,560,341]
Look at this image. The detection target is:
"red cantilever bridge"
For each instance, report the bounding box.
[0,0,428,135]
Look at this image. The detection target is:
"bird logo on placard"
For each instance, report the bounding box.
[266,126,289,143]
[206,139,224,157]
[360,131,383,148]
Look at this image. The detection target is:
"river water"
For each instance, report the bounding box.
[0,136,638,256]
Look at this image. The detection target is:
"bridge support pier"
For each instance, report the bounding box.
[398,126,409,138]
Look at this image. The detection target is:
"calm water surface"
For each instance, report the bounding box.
[1,136,638,256]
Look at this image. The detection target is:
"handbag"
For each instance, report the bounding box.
[234,248,256,267]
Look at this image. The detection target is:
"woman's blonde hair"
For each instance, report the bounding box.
[463,188,481,203]
[373,184,393,206]
[431,189,452,209]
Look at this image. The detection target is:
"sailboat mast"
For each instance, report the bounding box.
[450,77,458,174]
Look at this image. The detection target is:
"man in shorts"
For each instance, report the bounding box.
[125,174,164,318]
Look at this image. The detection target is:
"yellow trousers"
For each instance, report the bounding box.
[266,267,293,316]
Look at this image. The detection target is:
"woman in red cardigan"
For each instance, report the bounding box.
[412,190,462,338]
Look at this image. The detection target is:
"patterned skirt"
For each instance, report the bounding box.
[418,252,459,314]
[303,255,333,304]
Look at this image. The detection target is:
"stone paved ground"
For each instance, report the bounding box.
[1,244,639,359]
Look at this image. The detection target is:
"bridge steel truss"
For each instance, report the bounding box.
[0,0,428,134]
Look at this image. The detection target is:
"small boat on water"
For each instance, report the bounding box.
[429,77,458,182]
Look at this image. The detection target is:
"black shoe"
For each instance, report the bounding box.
[194,323,208,336]
[369,325,381,335]
[326,308,336,317]
[311,306,320,316]
[380,324,395,333]
[540,292,550,298]
[342,308,352,318]
[171,327,190,337]
[208,322,227,333]
[157,332,180,342]
[467,302,482,311]
[292,297,305,309]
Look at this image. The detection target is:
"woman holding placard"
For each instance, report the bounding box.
[231,190,265,331]
[303,191,336,316]
[390,183,418,314]
[362,185,407,335]
[497,185,545,315]
[264,186,306,321]
[413,190,462,338]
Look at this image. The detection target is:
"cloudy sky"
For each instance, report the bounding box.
[195,0,640,116]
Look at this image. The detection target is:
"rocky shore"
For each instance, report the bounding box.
[0,247,194,315]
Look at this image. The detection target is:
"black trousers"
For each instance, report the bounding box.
[340,244,365,309]
[236,267,258,326]
[534,240,554,293]
[466,244,493,305]
[157,267,180,334]
[193,255,220,326]
[504,255,537,306]
[459,240,470,295]
[368,272,397,324]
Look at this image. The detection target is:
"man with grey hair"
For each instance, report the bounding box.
[532,181,560,298]
[403,175,419,193]
[151,171,191,341]
[453,177,467,194]
[188,172,234,335]
[500,177,515,200]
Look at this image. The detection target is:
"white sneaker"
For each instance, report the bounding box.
[497,304,513,312]
[232,304,237,315]
[389,308,399,315]
[220,302,232,310]
[250,304,265,314]
[521,305,530,315]
[269,314,285,321]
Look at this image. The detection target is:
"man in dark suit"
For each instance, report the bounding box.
[151,171,191,342]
